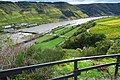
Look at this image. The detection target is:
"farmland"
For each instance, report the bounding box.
[34,24,81,49]
[90,17,120,39]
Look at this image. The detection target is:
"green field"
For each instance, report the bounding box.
[63,27,80,37]
[34,37,65,49]
[34,25,81,49]
[90,17,120,39]
[55,58,116,79]
[36,35,54,44]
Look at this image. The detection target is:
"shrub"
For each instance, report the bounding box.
[107,39,120,54]
[81,47,98,57]
[73,21,96,36]
[95,40,113,55]
[62,32,106,49]
[79,40,113,57]
[14,47,66,80]
[16,47,65,66]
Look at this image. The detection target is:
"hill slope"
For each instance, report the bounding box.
[0,1,88,27]
[76,3,120,16]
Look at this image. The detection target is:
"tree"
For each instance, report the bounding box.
[62,32,106,49]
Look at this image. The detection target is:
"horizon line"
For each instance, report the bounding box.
[0,1,119,4]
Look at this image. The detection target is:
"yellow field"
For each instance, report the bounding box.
[90,17,120,38]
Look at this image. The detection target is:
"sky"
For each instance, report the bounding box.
[0,0,120,4]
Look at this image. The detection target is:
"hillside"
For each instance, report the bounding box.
[90,17,120,38]
[76,3,120,16]
[0,1,88,28]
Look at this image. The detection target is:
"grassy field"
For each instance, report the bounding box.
[34,37,65,49]
[54,26,74,35]
[33,25,81,49]
[63,27,80,37]
[36,35,54,44]
[90,17,120,39]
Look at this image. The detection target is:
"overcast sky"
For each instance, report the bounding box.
[0,0,120,4]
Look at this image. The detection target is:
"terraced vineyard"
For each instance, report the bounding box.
[90,17,120,39]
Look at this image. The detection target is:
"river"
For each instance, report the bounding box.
[20,16,106,34]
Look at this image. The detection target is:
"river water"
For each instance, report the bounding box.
[20,16,106,34]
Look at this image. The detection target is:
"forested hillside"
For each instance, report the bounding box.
[0,1,88,27]
[76,3,120,16]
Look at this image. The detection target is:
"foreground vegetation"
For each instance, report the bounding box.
[1,17,120,80]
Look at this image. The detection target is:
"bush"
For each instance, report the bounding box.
[14,47,66,80]
[16,47,65,66]
[80,47,98,57]
[73,21,96,36]
[107,39,120,54]
[95,40,113,55]
[13,67,56,80]
[79,40,113,57]
[62,32,106,49]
